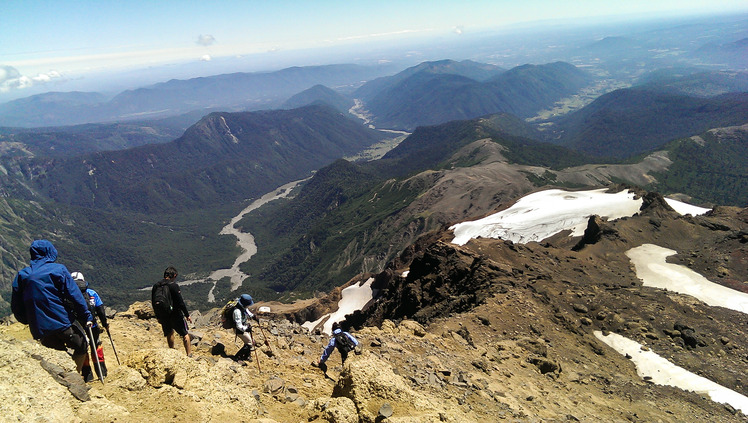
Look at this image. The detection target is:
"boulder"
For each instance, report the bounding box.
[332,352,470,423]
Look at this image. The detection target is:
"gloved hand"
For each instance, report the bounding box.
[252,314,259,322]
[354,345,362,355]
[86,321,93,328]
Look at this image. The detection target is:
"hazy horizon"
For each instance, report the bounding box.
[2,1,747,103]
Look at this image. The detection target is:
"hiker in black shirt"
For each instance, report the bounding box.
[151,266,192,356]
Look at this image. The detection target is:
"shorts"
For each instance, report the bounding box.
[40,323,88,356]
[159,313,189,337]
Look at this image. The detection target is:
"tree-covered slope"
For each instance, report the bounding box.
[2,105,386,213]
[649,125,748,207]
[281,84,354,113]
[550,88,748,159]
[363,61,592,131]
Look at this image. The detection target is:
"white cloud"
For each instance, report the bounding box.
[200,54,212,62]
[453,26,464,35]
[196,34,216,46]
[0,65,63,93]
[0,65,21,83]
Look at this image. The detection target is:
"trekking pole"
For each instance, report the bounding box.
[105,327,120,365]
[257,320,272,353]
[249,329,261,373]
[85,325,105,385]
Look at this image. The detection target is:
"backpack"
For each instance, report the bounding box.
[335,331,356,354]
[151,280,173,320]
[220,300,240,329]
[77,284,98,326]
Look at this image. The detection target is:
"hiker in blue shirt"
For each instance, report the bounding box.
[313,321,360,372]
[72,271,109,381]
[11,240,93,374]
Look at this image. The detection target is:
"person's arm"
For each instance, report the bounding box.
[10,274,27,324]
[319,337,336,364]
[91,290,108,328]
[170,282,190,320]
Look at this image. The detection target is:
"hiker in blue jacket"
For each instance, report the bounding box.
[313,321,360,372]
[11,240,93,374]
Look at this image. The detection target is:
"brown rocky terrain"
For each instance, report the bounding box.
[2,190,747,422]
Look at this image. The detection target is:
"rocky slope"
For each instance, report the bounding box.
[2,191,746,422]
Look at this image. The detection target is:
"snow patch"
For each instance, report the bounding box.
[302,277,376,335]
[595,331,748,413]
[626,244,748,314]
[664,198,710,216]
[450,188,642,245]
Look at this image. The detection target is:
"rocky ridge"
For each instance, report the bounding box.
[1,191,746,422]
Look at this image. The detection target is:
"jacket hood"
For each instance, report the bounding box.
[29,240,58,267]
[332,328,343,335]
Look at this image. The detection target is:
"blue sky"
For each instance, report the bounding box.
[1,0,746,98]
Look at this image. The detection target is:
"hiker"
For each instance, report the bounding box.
[231,294,259,361]
[71,271,109,381]
[313,321,360,372]
[151,266,192,356]
[10,240,93,373]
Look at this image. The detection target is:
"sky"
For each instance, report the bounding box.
[2,0,747,99]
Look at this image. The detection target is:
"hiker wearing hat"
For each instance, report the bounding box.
[232,294,259,361]
[313,321,360,372]
[11,240,94,374]
[151,266,192,356]
[71,271,109,381]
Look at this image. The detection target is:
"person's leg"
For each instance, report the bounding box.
[166,331,176,348]
[182,333,191,356]
[171,314,191,356]
[73,353,87,373]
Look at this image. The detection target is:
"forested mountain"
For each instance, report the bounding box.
[649,124,748,206]
[281,84,354,113]
[353,59,505,102]
[0,91,109,127]
[0,121,184,158]
[548,88,748,158]
[635,70,748,97]
[0,64,394,127]
[0,105,385,213]
[360,61,592,130]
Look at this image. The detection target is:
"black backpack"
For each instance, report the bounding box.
[335,331,356,353]
[151,280,173,319]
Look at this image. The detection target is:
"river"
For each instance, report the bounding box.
[177,178,309,302]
